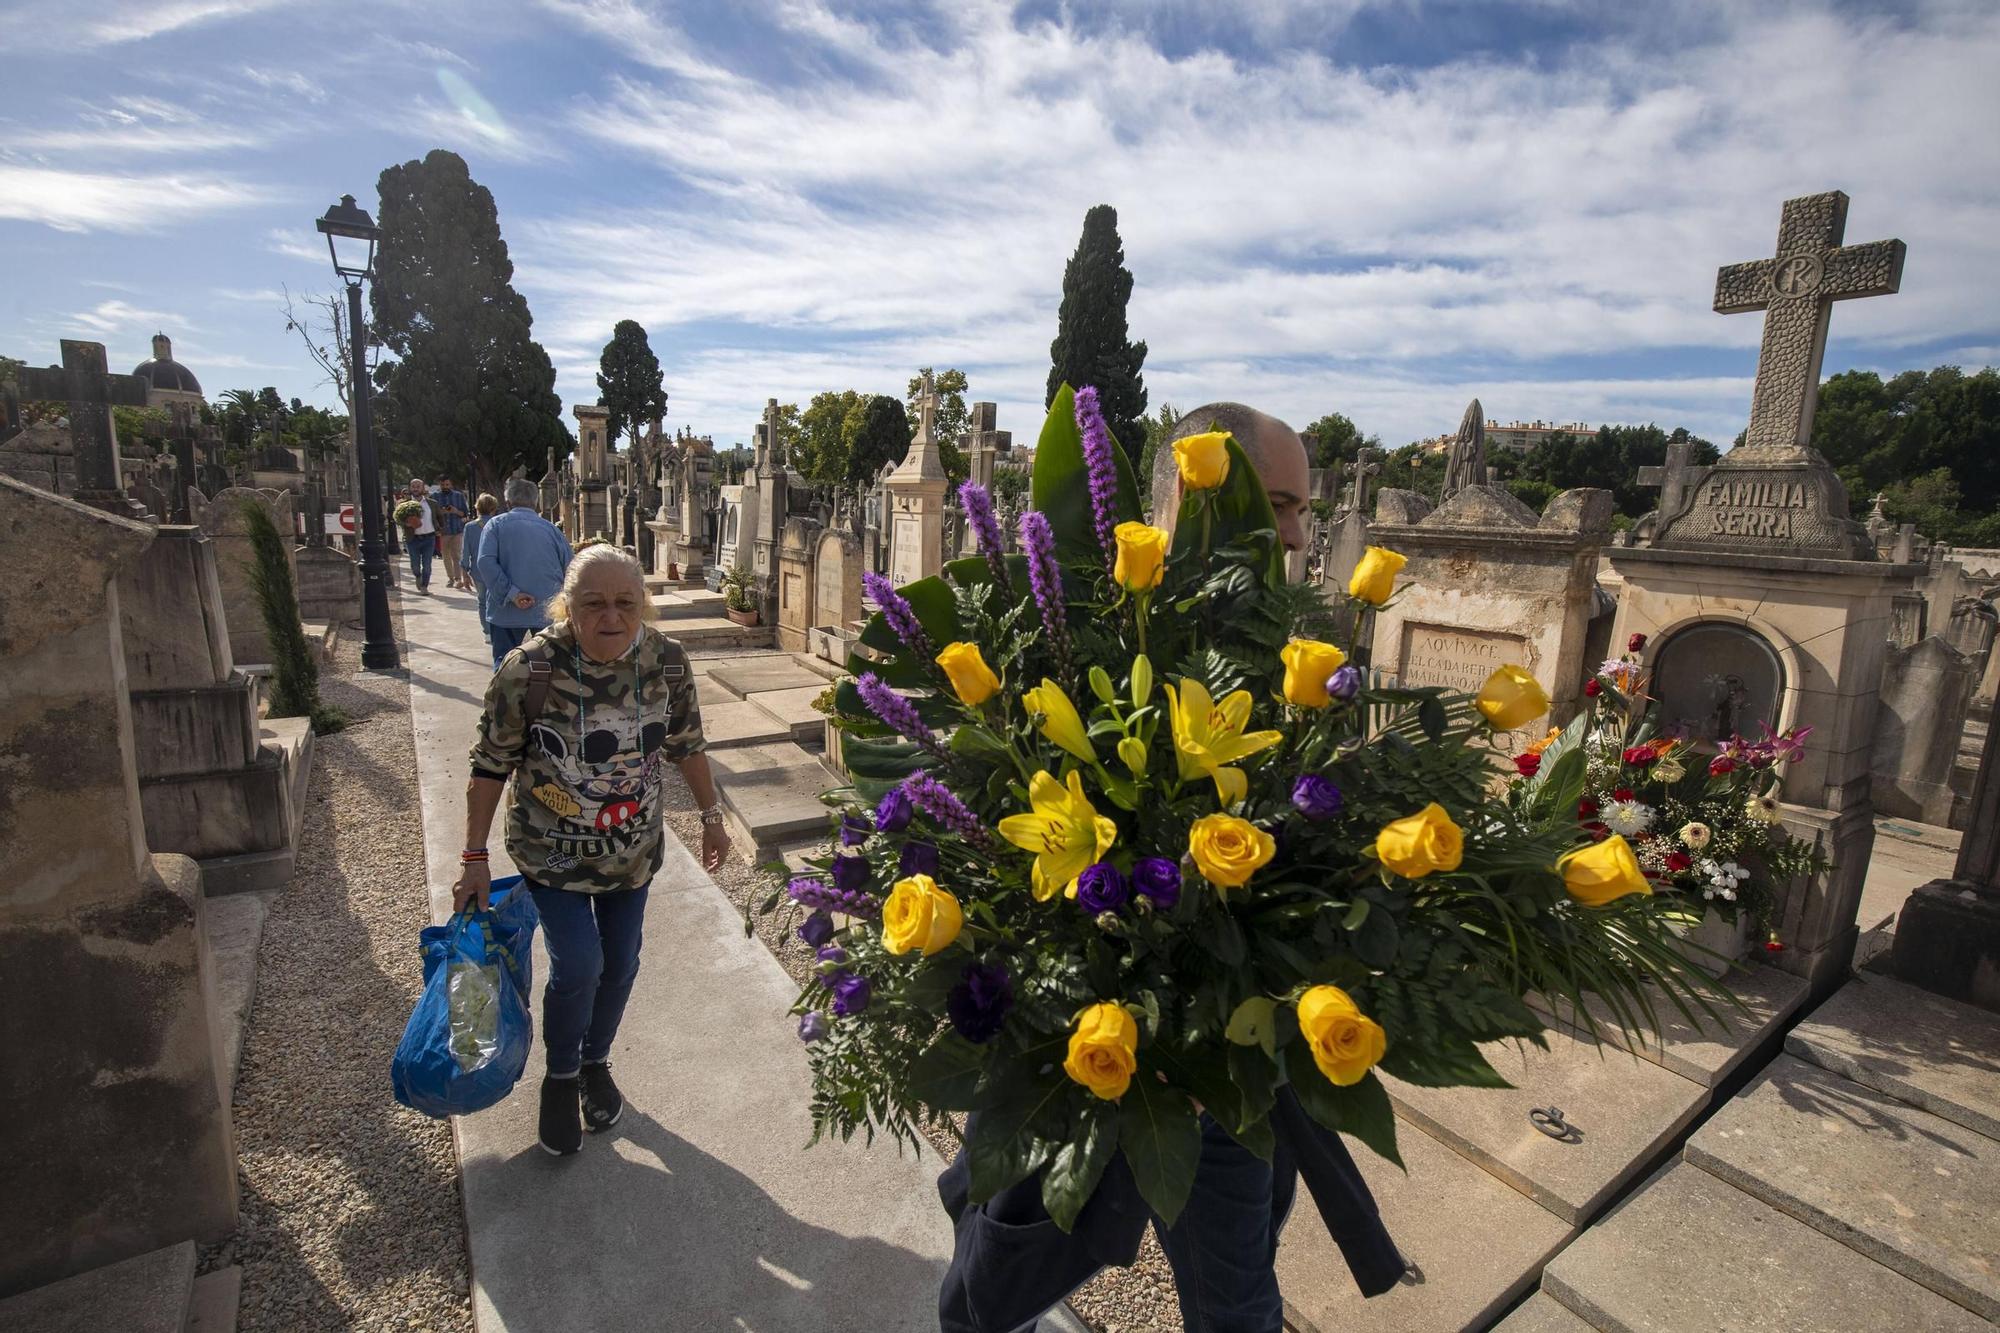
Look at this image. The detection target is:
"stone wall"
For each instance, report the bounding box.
[294,544,360,625]
[190,486,295,667]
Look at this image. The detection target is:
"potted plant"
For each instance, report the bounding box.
[722,563,759,626]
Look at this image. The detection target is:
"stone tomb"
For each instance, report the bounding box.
[811,529,864,664]
[885,371,949,589]
[775,515,824,654]
[293,543,360,625]
[188,485,295,668]
[0,477,236,1297]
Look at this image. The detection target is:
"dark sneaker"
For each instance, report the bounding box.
[580,1061,623,1131]
[538,1075,582,1156]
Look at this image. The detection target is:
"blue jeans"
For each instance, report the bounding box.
[490,623,533,668]
[528,881,649,1080]
[407,532,436,588]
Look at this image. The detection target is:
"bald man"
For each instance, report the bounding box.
[1150,401,1313,553]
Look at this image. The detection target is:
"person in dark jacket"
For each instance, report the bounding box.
[937,404,1403,1333]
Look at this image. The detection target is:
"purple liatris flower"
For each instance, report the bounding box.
[1072,385,1119,562]
[789,876,879,919]
[832,853,870,894]
[798,1012,830,1043]
[900,840,941,877]
[855,672,947,758]
[831,972,873,1017]
[901,771,996,850]
[1292,775,1344,820]
[958,481,1013,598]
[875,786,914,833]
[840,813,871,846]
[862,571,936,663]
[798,910,835,948]
[1075,861,1130,914]
[1327,665,1362,702]
[1019,509,1072,679]
[946,961,1014,1044]
[1131,856,1182,910]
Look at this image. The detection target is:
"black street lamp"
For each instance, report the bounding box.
[317,193,399,671]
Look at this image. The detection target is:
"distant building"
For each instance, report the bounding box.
[1482,419,1598,454]
[129,333,203,414]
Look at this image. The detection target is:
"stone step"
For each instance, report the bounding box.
[743,684,830,745]
[202,888,277,1106]
[0,1241,194,1333]
[187,1266,241,1333]
[648,589,727,620]
[1489,1291,1596,1332]
[1379,1025,1710,1226]
[1543,1160,1992,1332]
[1785,973,2000,1140]
[1276,1118,1572,1333]
[697,700,802,750]
[1685,1053,2000,1321]
[1528,961,1810,1089]
[656,616,776,650]
[706,742,840,863]
[705,658,833,698]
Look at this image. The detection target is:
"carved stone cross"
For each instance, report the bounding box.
[1714,191,1904,463]
[915,369,938,444]
[15,339,150,511]
[762,398,785,469]
[1636,440,1696,518]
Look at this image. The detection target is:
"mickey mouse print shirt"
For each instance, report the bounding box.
[470,620,706,893]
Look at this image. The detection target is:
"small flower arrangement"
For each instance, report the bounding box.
[393,498,424,529]
[764,388,1728,1231]
[1507,634,1828,942]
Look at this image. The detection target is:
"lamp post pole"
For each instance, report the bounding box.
[349,278,399,670]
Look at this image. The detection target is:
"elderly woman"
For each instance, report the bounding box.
[453,544,731,1157]
[460,491,500,641]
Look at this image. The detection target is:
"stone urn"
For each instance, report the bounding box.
[1671,904,1751,978]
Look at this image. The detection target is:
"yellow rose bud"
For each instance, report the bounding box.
[1188,813,1276,889]
[1117,736,1148,776]
[880,874,965,955]
[1348,546,1407,606]
[1475,664,1549,731]
[1557,835,1653,907]
[1113,521,1169,593]
[1172,431,1231,490]
[1280,638,1349,709]
[1296,985,1388,1087]
[935,641,1001,707]
[1374,802,1464,879]
[1024,677,1094,762]
[1063,1002,1139,1101]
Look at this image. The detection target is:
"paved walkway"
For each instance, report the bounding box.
[400,588,953,1332]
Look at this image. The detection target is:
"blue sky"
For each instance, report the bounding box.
[3,0,1996,452]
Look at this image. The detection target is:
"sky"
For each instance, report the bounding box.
[3,0,1998,453]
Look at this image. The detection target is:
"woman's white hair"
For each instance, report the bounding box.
[549,544,647,622]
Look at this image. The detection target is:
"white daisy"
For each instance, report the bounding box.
[1603,799,1655,837]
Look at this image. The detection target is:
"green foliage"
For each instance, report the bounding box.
[907,367,969,488]
[720,562,757,613]
[240,501,344,734]
[370,149,570,492]
[1815,365,2000,545]
[1047,204,1148,465]
[1301,411,1380,471]
[851,394,913,494]
[1136,401,1178,512]
[796,389,864,490]
[1512,424,1720,517]
[112,405,173,442]
[1030,383,1142,563]
[595,319,668,449]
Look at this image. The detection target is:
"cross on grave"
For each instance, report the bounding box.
[915,369,938,444]
[762,398,785,471]
[15,339,151,516]
[1347,446,1382,516]
[1714,191,1905,463]
[1636,439,1696,519]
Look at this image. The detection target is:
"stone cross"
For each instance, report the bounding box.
[915,369,938,445]
[1636,440,1696,518]
[1714,191,1905,463]
[1347,447,1381,516]
[762,398,785,471]
[14,339,150,513]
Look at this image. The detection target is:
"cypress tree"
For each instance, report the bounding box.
[1047,204,1149,464]
[596,320,669,449]
[241,500,343,734]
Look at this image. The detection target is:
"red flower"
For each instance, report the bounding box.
[1763,936,1786,954]
[1584,821,1611,840]
[1514,752,1542,777]
[1628,632,1648,652]
[1622,745,1655,766]
[1612,787,1635,802]
[1578,798,1599,817]
[1583,679,1602,698]
[1709,756,1736,777]
[1664,851,1692,872]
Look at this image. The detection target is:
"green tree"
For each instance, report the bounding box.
[797,389,864,489]
[1302,412,1369,470]
[1137,401,1178,510]
[1813,366,2000,541]
[1047,204,1148,464]
[219,388,261,448]
[1515,424,1719,517]
[906,367,969,488]
[369,149,569,492]
[1386,444,1444,502]
[849,394,912,497]
[596,319,668,449]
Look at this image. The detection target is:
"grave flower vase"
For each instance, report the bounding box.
[1671,904,1751,978]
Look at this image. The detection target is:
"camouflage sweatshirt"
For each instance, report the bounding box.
[469,621,706,893]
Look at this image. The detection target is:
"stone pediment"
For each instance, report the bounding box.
[1424,483,1540,530]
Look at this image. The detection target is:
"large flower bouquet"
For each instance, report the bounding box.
[1506,638,1828,942]
[763,385,1727,1230]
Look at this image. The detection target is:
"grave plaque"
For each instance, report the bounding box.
[1652,623,1785,744]
[1397,623,1531,694]
[891,513,925,587]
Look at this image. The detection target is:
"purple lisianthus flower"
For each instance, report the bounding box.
[1327,664,1362,702]
[1292,774,1345,820]
[946,961,1014,1044]
[875,785,914,834]
[900,840,941,877]
[831,853,870,894]
[1075,861,1130,914]
[1131,856,1182,910]
[815,945,849,969]
[840,813,871,847]
[798,911,835,948]
[831,972,873,1017]
[798,1012,830,1043]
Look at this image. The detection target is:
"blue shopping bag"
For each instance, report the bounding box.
[392,875,539,1118]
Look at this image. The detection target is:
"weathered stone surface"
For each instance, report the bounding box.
[1872,636,1977,827]
[707,659,828,697]
[185,1265,240,1333]
[1530,961,1810,1087]
[0,1240,192,1332]
[292,543,359,625]
[697,700,800,750]
[1537,488,1615,534]
[1544,1162,1990,1333]
[748,684,831,743]
[1381,1026,1708,1224]
[1276,1120,1571,1333]
[1489,1291,1598,1332]
[202,889,276,1103]
[189,486,295,667]
[118,525,233,690]
[1373,487,1433,524]
[1687,1054,2000,1319]
[708,742,837,860]
[1425,483,1540,530]
[1786,973,2000,1140]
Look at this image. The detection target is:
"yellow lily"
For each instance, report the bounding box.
[1166,678,1284,805]
[997,770,1118,902]
[1023,678,1095,763]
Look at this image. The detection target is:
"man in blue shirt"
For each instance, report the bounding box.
[476,477,573,668]
[433,476,472,590]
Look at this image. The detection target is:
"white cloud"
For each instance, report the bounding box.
[70,299,187,335]
[0,165,276,232]
[240,65,327,103]
[87,0,288,45]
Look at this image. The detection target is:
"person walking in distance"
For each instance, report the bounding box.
[434,475,472,590]
[404,477,439,594]
[476,477,573,669]
[461,491,501,644]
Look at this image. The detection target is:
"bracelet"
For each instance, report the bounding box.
[698,806,726,827]
[460,849,489,863]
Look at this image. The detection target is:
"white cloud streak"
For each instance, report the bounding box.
[0,165,277,232]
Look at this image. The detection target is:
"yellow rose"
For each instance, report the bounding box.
[880,874,965,955]
[935,641,1001,707]
[1188,813,1276,889]
[1113,521,1169,593]
[1172,431,1231,490]
[1063,1002,1139,1101]
[1374,802,1464,878]
[1023,677,1094,762]
[1280,638,1349,709]
[1296,985,1387,1087]
[1348,546,1407,605]
[1558,835,1652,907]
[1475,665,1549,731]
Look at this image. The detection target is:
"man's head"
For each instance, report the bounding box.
[1149,402,1310,553]
[503,477,540,511]
[408,477,426,496]
[437,476,455,491]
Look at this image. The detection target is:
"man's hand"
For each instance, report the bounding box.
[452,861,492,913]
[512,592,535,610]
[700,822,731,871]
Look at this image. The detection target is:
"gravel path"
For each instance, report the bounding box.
[214,612,473,1333]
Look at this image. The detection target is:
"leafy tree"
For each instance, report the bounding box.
[1814,366,2000,542]
[1514,424,1719,517]
[1301,412,1380,471]
[797,389,864,490]
[596,319,668,450]
[906,367,969,488]
[849,394,912,497]
[112,405,172,442]
[219,388,261,448]
[369,149,570,492]
[1385,444,1444,502]
[1047,204,1148,464]
[242,499,344,734]
[1135,402,1178,508]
